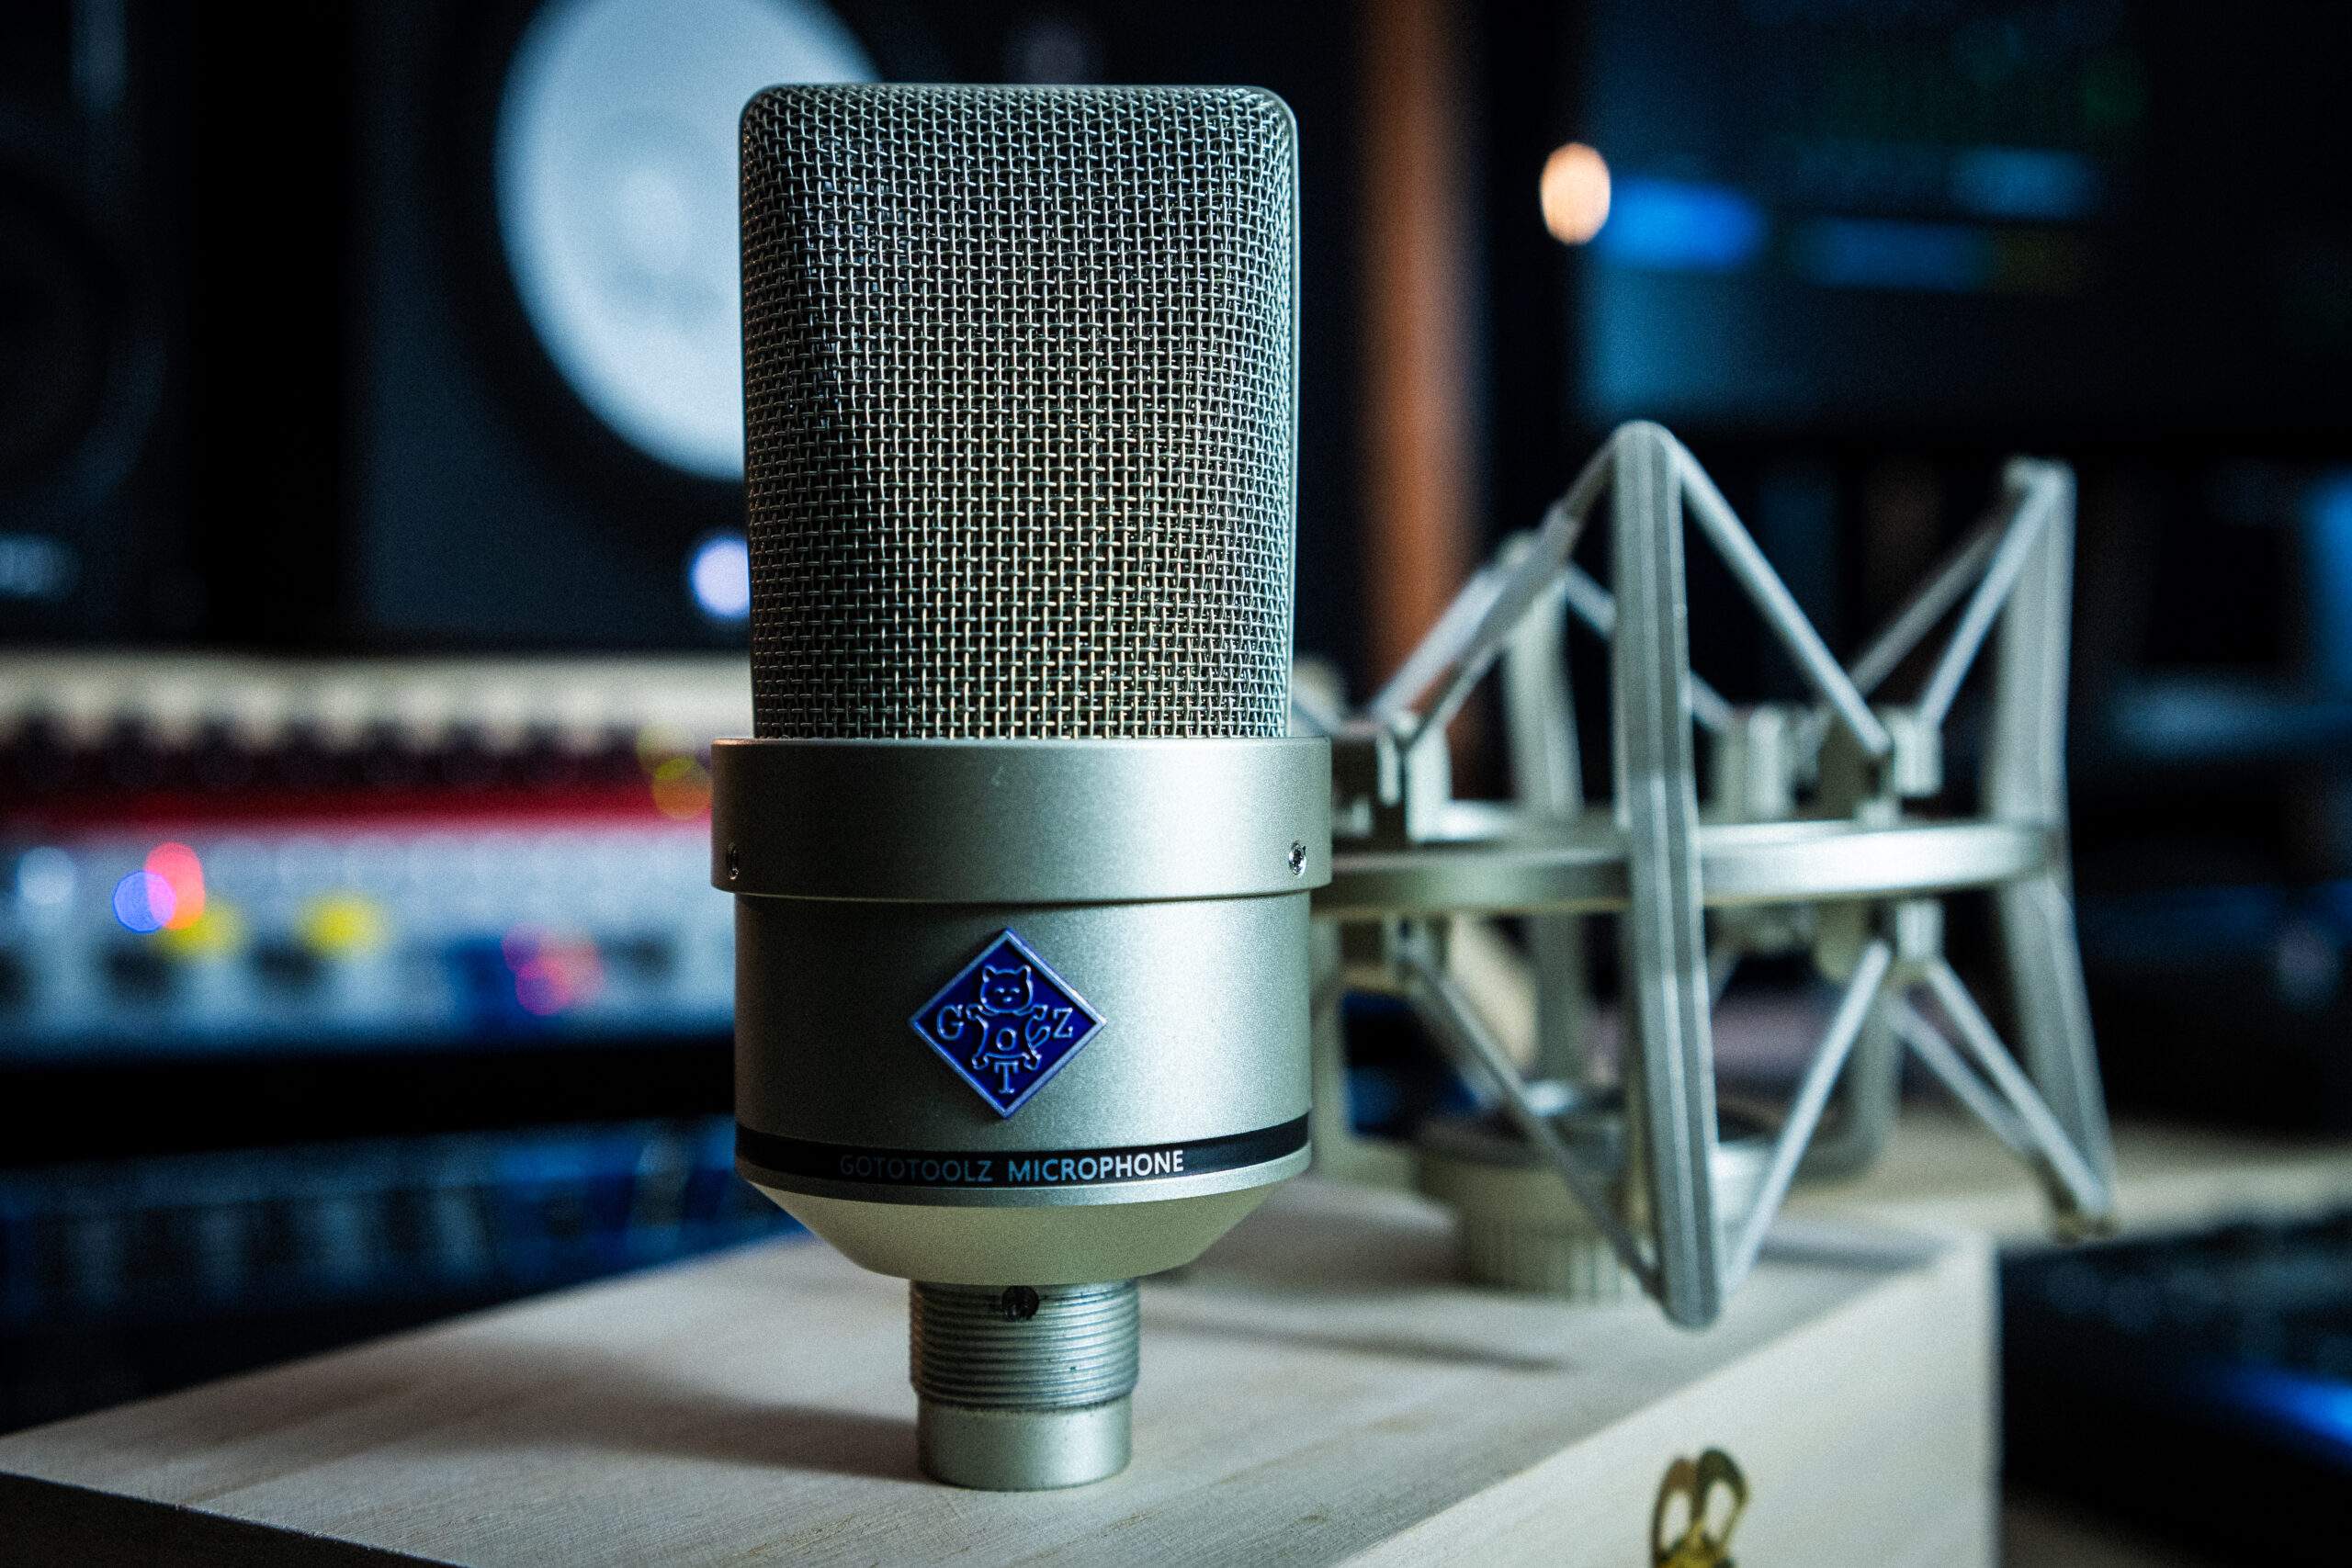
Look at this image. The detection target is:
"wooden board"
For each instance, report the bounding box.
[0,1180,1990,1567]
[1792,1108,2352,1243]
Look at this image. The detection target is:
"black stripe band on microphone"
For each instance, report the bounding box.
[736,1114,1310,1191]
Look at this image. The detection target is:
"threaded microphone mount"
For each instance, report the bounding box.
[910,1280,1140,1489]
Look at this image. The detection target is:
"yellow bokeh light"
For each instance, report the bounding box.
[158,900,244,960]
[1540,142,1611,245]
[651,755,713,820]
[299,893,389,958]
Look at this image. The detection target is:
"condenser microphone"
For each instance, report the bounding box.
[713,85,1328,1491]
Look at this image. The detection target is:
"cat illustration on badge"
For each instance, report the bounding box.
[913,931,1104,1117]
[937,964,1075,1098]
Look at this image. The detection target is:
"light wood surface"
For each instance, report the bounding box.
[0,1179,1990,1567]
[1792,1107,2352,1243]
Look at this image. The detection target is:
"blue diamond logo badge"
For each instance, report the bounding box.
[910,931,1105,1119]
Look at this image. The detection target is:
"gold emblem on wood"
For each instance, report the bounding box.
[1652,1448,1747,1568]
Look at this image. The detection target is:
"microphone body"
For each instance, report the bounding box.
[716,84,1324,1489]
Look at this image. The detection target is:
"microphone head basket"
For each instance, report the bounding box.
[738,83,1300,744]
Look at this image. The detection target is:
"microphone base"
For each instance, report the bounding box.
[910,1279,1140,1490]
[917,1398,1133,1491]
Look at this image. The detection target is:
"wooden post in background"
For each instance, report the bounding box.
[1359,0,1478,702]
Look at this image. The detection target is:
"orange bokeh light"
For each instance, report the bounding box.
[650,755,712,820]
[144,841,206,931]
[1540,142,1611,245]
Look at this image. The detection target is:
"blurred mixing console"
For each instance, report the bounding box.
[0,655,748,1059]
[0,1115,798,1432]
[0,654,780,1431]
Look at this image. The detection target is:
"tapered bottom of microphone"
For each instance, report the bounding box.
[910,1279,1139,1489]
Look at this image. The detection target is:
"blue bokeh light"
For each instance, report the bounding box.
[112,870,174,934]
[2210,1364,2352,1462]
[688,536,752,621]
[1592,179,1768,274]
[2304,473,2352,694]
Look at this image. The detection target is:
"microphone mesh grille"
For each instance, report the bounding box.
[739,85,1297,740]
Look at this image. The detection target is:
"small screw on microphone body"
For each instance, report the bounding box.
[726,844,741,881]
[1288,841,1307,876]
[999,1285,1041,1322]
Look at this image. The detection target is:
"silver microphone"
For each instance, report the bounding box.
[714,84,1328,1491]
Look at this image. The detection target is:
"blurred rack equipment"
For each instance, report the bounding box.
[1569,0,2352,436]
[0,653,748,1059]
[0,651,781,1432]
[0,1115,797,1432]
[2006,1208,2352,1564]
